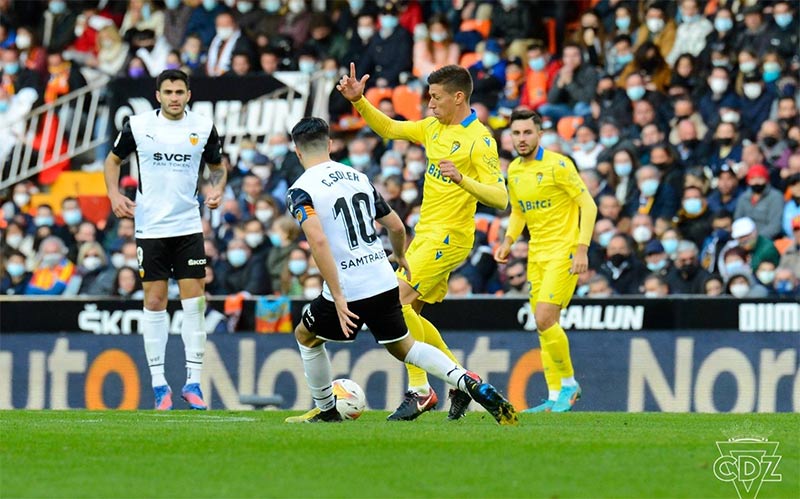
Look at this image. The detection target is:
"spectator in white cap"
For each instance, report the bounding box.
[730,216,780,273]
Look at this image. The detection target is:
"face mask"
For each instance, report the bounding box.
[15,34,31,50]
[269,232,282,247]
[598,230,615,248]
[682,198,703,215]
[111,253,126,269]
[482,52,500,68]
[203,0,218,11]
[382,166,402,178]
[269,143,289,158]
[141,3,152,20]
[237,149,256,165]
[499,0,517,8]
[13,193,30,207]
[216,27,234,40]
[720,111,740,123]
[288,0,305,14]
[644,291,660,298]
[406,161,426,177]
[430,32,447,43]
[42,253,62,267]
[35,215,54,227]
[600,136,619,148]
[646,18,664,33]
[528,57,545,71]
[255,208,274,223]
[223,212,238,225]
[712,59,729,68]
[49,1,67,14]
[756,269,775,285]
[303,287,322,300]
[716,137,733,146]
[129,67,146,78]
[62,209,82,226]
[165,0,182,9]
[615,16,631,31]
[357,26,375,41]
[578,140,595,152]
[380,15,398,30]
[626,85,645,101]
[298,60,316,74]
[647,259,666,272]
[6,262,25,278]
[763,70,781,83]
[237,1,254,13]
[166,62,181,70]
[614,162,632,177]
[288,259,307,275]
[350,153,371,168]
[632,225,652,243]
[574,284,590,297]
[762,136,779,148]
[774,13,793,28]
[725,260,749,276]
[125,258,139,269]
[349,0,364,12]
[400,189,418,204]
[82,256,102,272]
[739,61,756,73]
[244,233,264,248]
[775,280,794,295]
[730,283,750,298]
[324,69,338,80]
[609,253,627,267]
[640,178,659,197]
[228,248,248,267]
[6,234,23,249]
[743,83,762,100]
[714,17,733,32]
[750,183,766,194]
[661,238,678,254]
[539,133,558,147]
[0,100,8,114]
[709,78,728,94]
[3,62,19,75]
[616,53,633,67]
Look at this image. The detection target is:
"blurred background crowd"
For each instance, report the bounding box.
[0,0,799,300]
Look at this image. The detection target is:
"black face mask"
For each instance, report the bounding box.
[786,138,799,150]
[680,262,698,278]
[683,139,700,149]
[598,89,614,101]
[750,183,767,193]
[762,136,779,148]
[609,253,628,267]
[715,137,733,146]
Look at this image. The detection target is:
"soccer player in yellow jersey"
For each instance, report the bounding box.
[495,109,597,413]
[338,63,509,421]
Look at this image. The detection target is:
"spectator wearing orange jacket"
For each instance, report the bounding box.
[25,236,75,295]
[519,41,559,111]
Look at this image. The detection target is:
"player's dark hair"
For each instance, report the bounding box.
[291,117,330,152]
[428,65,473,99]
[156,69,190,91]
[509,109,543,129]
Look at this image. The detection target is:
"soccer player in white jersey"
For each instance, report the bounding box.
[103,70,226,410]
[283,117,517,425]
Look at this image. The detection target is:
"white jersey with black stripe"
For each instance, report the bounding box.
[287,161,396,302]
[112,109,222,239]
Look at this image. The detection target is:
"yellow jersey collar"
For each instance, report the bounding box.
[460,109,478,127]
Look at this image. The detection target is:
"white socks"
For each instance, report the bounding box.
[181,296,206,385]
[404,342,469,392]
[549,390,560,401]
[142,308,168,388]
[561,376,577,387]
[298,343,336,411]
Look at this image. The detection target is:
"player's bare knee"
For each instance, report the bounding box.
[294,323,317,347]
[534,304,559,332]
[144,295,167,311]
[385,336,413,361]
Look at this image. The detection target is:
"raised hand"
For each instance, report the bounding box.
[337,62,370,102]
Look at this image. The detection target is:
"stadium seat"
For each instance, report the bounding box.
[557,116,584,140]
[459,51,480,70]
[29,172,108,214]
[77,195,112,228]
[365,87,394,107]
[392,85,423,121]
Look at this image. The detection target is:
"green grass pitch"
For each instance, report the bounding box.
[1,411,797,498]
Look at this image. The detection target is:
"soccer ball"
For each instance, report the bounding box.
[332,378,366,420]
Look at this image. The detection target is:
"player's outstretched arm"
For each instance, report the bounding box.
[377,210,411,281]
[338,62,426,143]
[103,152,136,219]
[301,215,360,337]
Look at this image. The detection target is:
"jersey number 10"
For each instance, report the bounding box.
[333,194,378,250]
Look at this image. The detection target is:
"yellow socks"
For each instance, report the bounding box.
[539,322,574,379]
[539,344,562,393]
[419,316,459,364]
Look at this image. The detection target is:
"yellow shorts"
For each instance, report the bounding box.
[528,254,579,308]
[397,236,471,304]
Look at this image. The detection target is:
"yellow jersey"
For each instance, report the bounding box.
[507,146,588,261]
[354,99,505,248]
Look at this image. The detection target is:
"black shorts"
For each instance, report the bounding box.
[136,233,206,282]
[301,287,408,344]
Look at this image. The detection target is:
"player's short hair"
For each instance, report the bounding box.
[509,109,543,129]
[427,65,473,99]
[156,69,190,92]
[291,117,330,152]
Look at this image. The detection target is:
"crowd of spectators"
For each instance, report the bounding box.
[1,0,799,300]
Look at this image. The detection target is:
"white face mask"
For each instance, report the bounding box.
[255,208,274,223]
[730,283,750,298]
[15,34,31,50]
[216,27,234,40]
[632,225,653,243]
[111,253,126,269]
[303,287,322,300]
[357,26,375,41]
[709,77,728,94]
[13,193,30,207]
[406,160,426,177]
[6,234,23,249]
[646,18,664,33]
[125,258,139,269]
[288,0,305,14]
[756,270,775,285]
[82,256,102,271]
[244,232,264,248]
[400,189,418,204]
[743,83,762,100]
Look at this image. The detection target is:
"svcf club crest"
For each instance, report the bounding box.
[189,132,199,146]
[537,173,543,184]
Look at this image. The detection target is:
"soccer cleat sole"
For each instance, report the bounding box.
[472,383,518,426]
